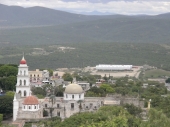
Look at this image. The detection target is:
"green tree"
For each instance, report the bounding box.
[166,78,170,83]
[100,84,114,93]
[0,114,3,126]
[5,91,15,97]
[31,87,46,97]
[62,73,73,82]
[0,65,17,77]
[77,100,83,113]
[48,69,53,77]
[123,104,142,117]
[0,95,13,119]
[49,95,56,118]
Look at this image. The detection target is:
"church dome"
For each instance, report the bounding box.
[20,56,27,64]
[23,96,39,105]
[65,83,83,94]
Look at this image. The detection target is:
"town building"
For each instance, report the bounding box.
[13,56,143,122]
[13,56,104,121]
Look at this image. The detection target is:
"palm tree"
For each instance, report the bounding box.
[49,95,56,118]
[77,100,83,113]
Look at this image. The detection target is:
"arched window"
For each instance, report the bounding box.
[57,111,60,116]
[37,75,39,81]
[34,75,36,80]
[45,104,47,108]
[24,80,26,86]
[24,91,27,96]
[20,71,22,75]
[30,74,32,82]
[18,91,21,95]
[20,80,22,86]
[24,71,26,76]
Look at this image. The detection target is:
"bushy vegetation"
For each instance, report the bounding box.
[1,43,170,70]
[0,95,13,119]
[0,65,17,91]
[144,69,170,78]
[23,105,170,127]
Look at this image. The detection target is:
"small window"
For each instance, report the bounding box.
[24,91,27,96]
[18,91,21,95]
[57,104,60,108]
[24,71,26,75]
[29,106,31,109]
[20,80,22,86]
[57,111,60,116]
[79,94,81,98]
[72,95,74,99]
[66,94,68,98]
[34,106,36,109]
[24,106,25,109]
[24,80,26,85]
[71,103,74,109]
[45,104,47,107]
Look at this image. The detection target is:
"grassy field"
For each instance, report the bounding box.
[144,69,170,78]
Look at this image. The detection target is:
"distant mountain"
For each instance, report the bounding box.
[77,11,115,15]
[156,13,170,19]
[0,4,107,27]
[1,4,170,44]
[1,16,170,44]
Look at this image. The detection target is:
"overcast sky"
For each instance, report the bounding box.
[1,0,170,15]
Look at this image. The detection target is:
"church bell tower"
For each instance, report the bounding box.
[15,56,30,97]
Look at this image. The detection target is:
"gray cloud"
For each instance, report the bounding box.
[0,0,170,15]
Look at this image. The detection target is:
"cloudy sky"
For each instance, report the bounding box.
[0,0,170,15]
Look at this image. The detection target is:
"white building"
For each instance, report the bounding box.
[13,57,142,122]
[64,83,84,101]
[13,56,104,121]
[13,56,43,121]
[96,64,132,71]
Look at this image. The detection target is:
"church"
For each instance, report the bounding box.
[13,56,105,121]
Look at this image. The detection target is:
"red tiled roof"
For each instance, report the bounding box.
[23,96,39,105]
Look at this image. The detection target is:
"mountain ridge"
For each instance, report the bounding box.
[1,4,170,44]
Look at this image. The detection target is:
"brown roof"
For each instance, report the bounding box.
[23,96,39,105]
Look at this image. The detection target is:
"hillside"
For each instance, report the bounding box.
[0,43,170,70]
[1,4,170,43]
[1,16,170,44]
[0,4,106,27]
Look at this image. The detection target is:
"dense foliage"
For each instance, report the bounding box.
[0,114,2,126]
[0,65,17,91]
[1,43,170,70]
[24,106,170,127]
[0,95,13,119]
[24,106,142,127]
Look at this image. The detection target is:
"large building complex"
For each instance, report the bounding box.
[96,64,133,71]
[13,57,143,122]
[13,56,104,121]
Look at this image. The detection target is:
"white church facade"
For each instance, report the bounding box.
[13,56,105,121]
